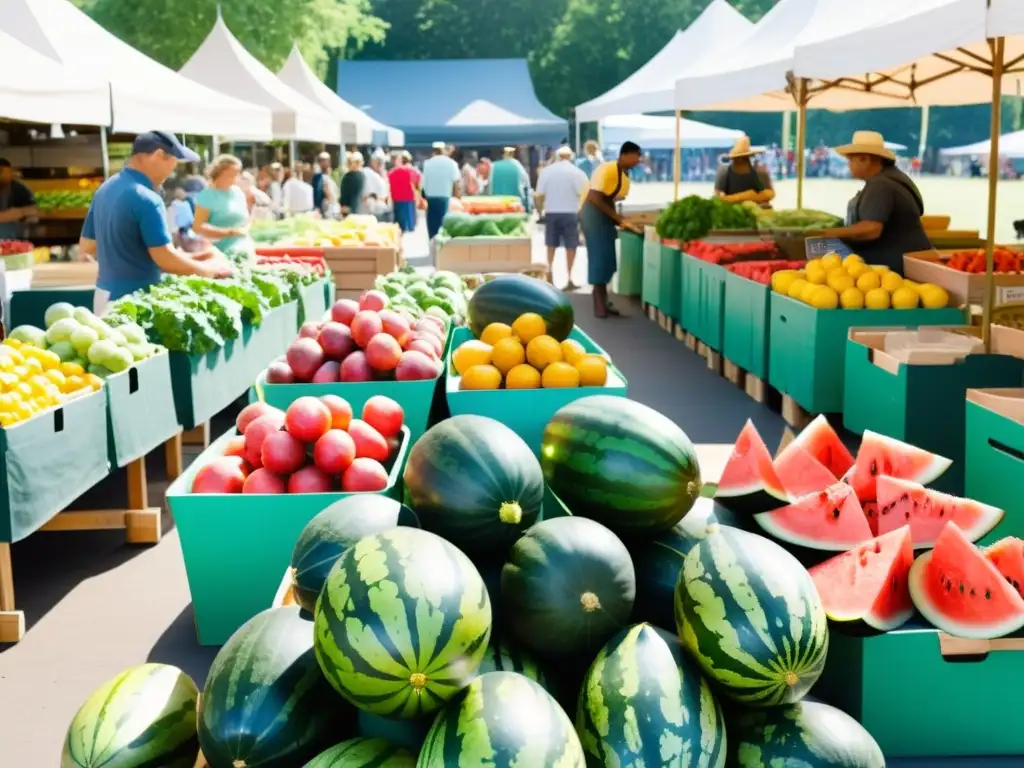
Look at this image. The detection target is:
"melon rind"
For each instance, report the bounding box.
[845,431,953,502]
[754,485,873,552]
[792,414,855,479]
[876,476,1004,548]
[715,420,789,512]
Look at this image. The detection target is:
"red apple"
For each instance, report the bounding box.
[244,412,286,468]
[320,394,353,430]
[286,337,325,382]
[285,396,333,443]
[342,458,389,492]
[266,361,295,384]
[261,430,307,475]
[362,395,404,438]
[318,322,355,360]
[396,350,440,381]
[236,402,282,434]
[330,298,360,325]
[298,321,322,339]
[192,456,248,494]
[350,311,384,348]
[287,465,334,494]
[364,333,403,372]
[313,429,357,474]
[359,290,389,312]
[242,467,286,494]
[348,419,390,461]
[340,351,373,382]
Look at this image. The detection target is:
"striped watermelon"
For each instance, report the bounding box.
[304,737,415,767]
[467,273,574,340]
[540,395,702,535]
[314,527,492,718]
[417,671,585,766]
[576,623,727,767]
[199,606,352,767]
[475,637,551,690]
[61,664,199,768]
[674,526,829,707]
[357,712,431,755]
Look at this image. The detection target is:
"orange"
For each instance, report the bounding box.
[511,313,547,344]
[85,374,104,391]
[460,365,502,390]
[490,338,526,376]
[480,322,513,346]
[525,335,562,371]
[560,339,586,365]
[505,364,541,390]
[60,361,86,377]
[452,340,493,376]
[576,355,609,387]
[541,361,580,389]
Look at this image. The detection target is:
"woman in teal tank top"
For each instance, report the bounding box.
[193,154,253,258]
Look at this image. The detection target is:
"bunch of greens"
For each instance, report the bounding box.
[655,196,715,242]
[709,198,758,230]
[757,208,843,231]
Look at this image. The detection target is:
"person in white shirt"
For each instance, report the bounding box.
[362,154,391,220]
[421,142,461,239]
[282,164,315,216]
[535,145,589,290]
[266,162,285,216]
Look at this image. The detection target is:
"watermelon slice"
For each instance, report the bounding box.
[792,414,855,479]
[714,420,789,513]
[774,443,836,498]
[844,431,952,507]
[985,538,1024,599]
[875,476,1003,549]
[809,526,914,631]
[754,482,873,551]
[909,523,1024,639]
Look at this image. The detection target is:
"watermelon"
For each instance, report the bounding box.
[844,430,951,510]
[576,623,727,767]
[674,526,828,706]
[790,414,855,479]
[909,522,1024,639]
[728,700,884,767]
[314,527,492,718]
[774,442,836,497]
[713,419,789,513]
[61,664,199,768]
[986,537,1024,598]
[290,496,420,613]
[501,516,636,659]
[474,637,551,690]
[403,414,544,554]
[304,737,415,767]
[357,712,431,755]
[540,395,702,535]
[417,671,585,766]
[754,482,873,551]
[809,526,915,631]
[199,606,352,767]
[875,475,1003,548]
[467,273,574,340]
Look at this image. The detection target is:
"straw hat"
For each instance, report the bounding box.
[835,131,895,161]
[556,145,573,158]
[431,141,446,150]
[728,137,763,159]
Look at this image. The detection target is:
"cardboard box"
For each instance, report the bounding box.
[966,387,1024,542]
[435,237,532,274]
[30,261,98,288]
[904,248,1024,306]
[321,245,398,298]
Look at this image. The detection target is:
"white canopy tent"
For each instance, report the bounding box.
[181,14,341,144]
[941,130,1024,159]
[0,0,272,138]
[601,114,744,150]
[575,0,752,121]
[0,28,109,126]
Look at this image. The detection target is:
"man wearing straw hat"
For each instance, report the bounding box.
[818,131,930,274]
[715,137,775,209]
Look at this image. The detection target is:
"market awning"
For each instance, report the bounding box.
[576,0,753,122]
[941,130,1024,159]
[335,59,565,146]
[600,114,744,150]
[180,14,341,144]
[276,45,403,146]
[0,28,109,126]
[0,0,272,138]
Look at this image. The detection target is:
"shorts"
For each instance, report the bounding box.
[545,213,580,249]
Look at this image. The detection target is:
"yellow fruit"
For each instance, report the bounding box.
[23,358,42,375]
[541,361,580,389]
[0,356,12,373]
[919,283,950,309]
[771,270,801,294]
[787,279,809,300]
[44,369,66,389]
[840,287,865,309]
[3,339,22,349]
[576,355,609,387]
[799,281,820,303]
[0,412,15,427]
[491,337,526,375]
[480,323,513,346]
[821,253,843,270]
[846,262,869,280]
[526,335,563,371]
[60,361,86,377]
[511,313,547,344]
[865,288,891,310]
[871,264,890,273]
[891,287,920,309]
[827,272,855,293]
[13,382,33,399]
[806,258,823,271]
[11,365,29,380]
[810,286,839,309]
[805,265,828,285]
[65,375,87,393]
[0,372,16,392]
[881,272,904,292]
[453,340,493,375]
[856,271,882,292]
[505,363,541,390]
[560,339,586,365]
[460,364,502,390]
[85,374,105,392]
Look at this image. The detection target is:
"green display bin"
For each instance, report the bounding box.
[816,625,1024,758]
[0,389,110,542]
[843,327,1024,496]
[616,231,642,297]
[167,424,411,645]
[679,252,700,335]
[641,235,662,310]
[767,294,964,414]
[657,244,680,323]
[446,326,627,455]
[298,279,330,326]
[722,271,770,379]
[8,287,95,329]
[105,351,183,468]
[696,262,727,351]
[966,388,1024,542]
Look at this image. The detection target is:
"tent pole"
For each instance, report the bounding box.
[673,109,682,201]
[99,126,110,180]
[575,120,581,156]
[781,111,791,178]
[918,105,930,162]
[982,36,1006,352]
[795,79,808,210]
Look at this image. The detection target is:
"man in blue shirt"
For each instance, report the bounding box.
[421,142,461,240]
[78,131,231,315]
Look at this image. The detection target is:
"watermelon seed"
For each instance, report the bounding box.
[873,541,882,554]
[959,582,965,594]
[945,579,953,592]
[409,672,428,691]
[831,507,841,520]
[986,589,993,599]
[580,592,602,612]
[869,460,879,476]
[970,588,976,597]
[498,502,523,525]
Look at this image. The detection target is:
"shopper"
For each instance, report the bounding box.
[265,162,285,215]
[340,153,367,216]
[576,140,602,180]
[239,170,275,222]
[313,151,339,216]
[535,146,588,291]
[78,131,231,315]
[0,158,37,239]
[193,154,252,254]
[421,142,461,240]
[167,187,194,246]
[363,153,391,220]
[283,163,315,216]
[490,147,530,205]
[388,151,421,233]
[579,140,643,319]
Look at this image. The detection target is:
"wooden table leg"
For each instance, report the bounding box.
[182,423,210,448]
[165,432,184,481]
[125,456,161,545]
[0,542,25,643]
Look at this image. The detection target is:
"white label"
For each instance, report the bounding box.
[997,286,1024,305]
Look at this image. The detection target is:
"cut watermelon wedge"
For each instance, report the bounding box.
[909,523,1024,639]
[844,431,952,507]
[985,537,1024,600]
[792,414,855,479]
[809,526,914,631]
[876,476,1003,549]
[774,443,837,498]
[714,419,789,514]
[754,482,873,551]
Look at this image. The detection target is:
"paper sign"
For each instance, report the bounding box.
[805,237,852,258]
[997,286,1024,306]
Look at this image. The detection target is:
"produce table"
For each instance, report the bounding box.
[680,254,727,351]
[659,242,681,325]
[722,270,771,380]
[641,230,661,311]
[104,351,182,469]
[435,236,532,274]
[615,231,642,297]
[8,287,95,329]
[297,278,333,325]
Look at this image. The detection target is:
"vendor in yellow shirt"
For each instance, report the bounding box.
[714,137,775,209]
[579,141,643,318]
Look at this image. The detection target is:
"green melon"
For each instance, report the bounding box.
[314,527,492,718]
[674,526,829,707]
[304,737,416,767]
[417,672,585,767]
[403,414,544,554]
[728,701,884,767]
[501,516,635,659]
[541,395,702,536]
[290,495,420,613]
[357,712,432,755]
[61,663,199,768]
[199,606,352,767]
[474,637,551,690]
[467,273,574,340]
[576,623,727,767]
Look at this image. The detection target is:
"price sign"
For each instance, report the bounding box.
[804,237,852,259]
[996,286,1024,306]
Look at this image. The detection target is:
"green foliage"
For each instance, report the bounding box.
[655,195,714,241]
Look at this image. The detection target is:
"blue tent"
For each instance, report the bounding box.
[335,59,566,146]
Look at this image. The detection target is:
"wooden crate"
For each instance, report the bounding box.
[322,246,399,298]
[903,248,1024,306]
[436,237,532,274]
[30,261,98,288]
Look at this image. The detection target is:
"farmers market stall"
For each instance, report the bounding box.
[433,212,532,273]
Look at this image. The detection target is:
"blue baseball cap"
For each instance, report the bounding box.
[131,131,201,163]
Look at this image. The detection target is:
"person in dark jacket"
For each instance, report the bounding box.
[339,153,366,216]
